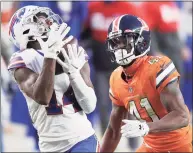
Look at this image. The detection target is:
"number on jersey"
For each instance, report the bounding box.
[45,91,63,115]
[129,98,159,122]
[46,87,82,115]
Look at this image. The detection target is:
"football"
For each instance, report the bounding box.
[55,37,78,75]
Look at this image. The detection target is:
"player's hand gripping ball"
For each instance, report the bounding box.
[55,37,78,75]
[56,43,88,79]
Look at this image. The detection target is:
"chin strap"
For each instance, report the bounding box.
[122,59,136,68]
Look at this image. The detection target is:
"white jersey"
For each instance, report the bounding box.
[8,49,95,152]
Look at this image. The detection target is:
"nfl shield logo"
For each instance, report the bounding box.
[129,87,133,93]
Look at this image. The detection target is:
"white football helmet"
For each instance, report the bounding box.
[8,5,63,50]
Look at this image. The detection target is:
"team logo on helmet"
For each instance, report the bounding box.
[9,8,26,40]
[17,7,26,19]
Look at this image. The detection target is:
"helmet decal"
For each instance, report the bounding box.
[17,7,26,19]
[112,14,126,32]
[9,15,17,39]
[9,7,26,38]
[137,18,149,31]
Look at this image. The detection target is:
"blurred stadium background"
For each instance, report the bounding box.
[1,1,192,152]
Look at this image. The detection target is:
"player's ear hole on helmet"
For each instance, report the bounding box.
[23,29,30,34]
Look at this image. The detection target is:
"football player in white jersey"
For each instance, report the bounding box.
[7,6,99,152]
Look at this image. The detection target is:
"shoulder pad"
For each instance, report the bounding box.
[8,53,26,71]
[8,49,38,70]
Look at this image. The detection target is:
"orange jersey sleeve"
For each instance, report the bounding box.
[109,70,124,106]
[150,56,180,94]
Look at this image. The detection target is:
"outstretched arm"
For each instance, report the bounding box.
[147,79,190,133]
[100,103,128,152]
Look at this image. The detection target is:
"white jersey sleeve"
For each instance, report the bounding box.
[8,49,44,76]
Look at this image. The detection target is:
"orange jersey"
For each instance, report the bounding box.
[109,55,192,151]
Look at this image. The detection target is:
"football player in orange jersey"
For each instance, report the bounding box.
[100,15,192,152]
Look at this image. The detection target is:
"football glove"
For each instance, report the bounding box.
[56,44,88,80]
[36,23,72,59]
[121,120,149,138]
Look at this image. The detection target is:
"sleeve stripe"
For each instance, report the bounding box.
[156,68,176,89]
[8,63,26,70]
[36,50,44,56]
[8,60,25,67]
[8,60,26,70]
[10,56,23,63]
[156,62,175,86]
[109,88,118,100]
[156,61,172,77]
[165,77,178,87]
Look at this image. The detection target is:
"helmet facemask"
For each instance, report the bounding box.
[106,15,151,66]
[107,32,150,66]
[22,8,63,42]
[107,33,138,65]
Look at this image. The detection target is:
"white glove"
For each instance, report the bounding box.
[121,120,149,138]
[56,44,88,79]
[36,23,73,59]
